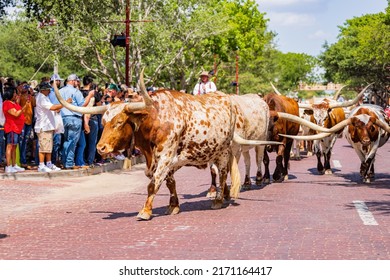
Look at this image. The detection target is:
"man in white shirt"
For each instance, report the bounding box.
[192,71,217,95]
[34,82,71,172]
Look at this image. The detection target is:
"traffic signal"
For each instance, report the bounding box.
[110,34,126,47]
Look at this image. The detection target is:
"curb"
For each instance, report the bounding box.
[0,155,146,180]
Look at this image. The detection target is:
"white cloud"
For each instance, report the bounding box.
[308,30,332,40]
[266,12,316,27]
[259,0,321,7]
[257,0,327,13]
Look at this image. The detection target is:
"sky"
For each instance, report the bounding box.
[257,0,389,56]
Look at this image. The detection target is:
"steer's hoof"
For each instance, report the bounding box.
[137,210,152,221]
[325,169,333,175]
[242,184,251,191]
[307,152,313,157]
[263,178,270,184]
[165,205,180,215]
[211,200,223,209]
[255,178,263,186]
[363,178,371,184]
[206,185,217,198]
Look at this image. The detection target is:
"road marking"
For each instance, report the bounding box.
[353,200,378,226]
[333,160,342,168]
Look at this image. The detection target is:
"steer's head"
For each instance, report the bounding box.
[97,102,135,155]
[348,110,380,147]
[311,101,331,127]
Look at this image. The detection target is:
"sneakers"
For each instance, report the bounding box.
[47,164,61,171]
[38,165,53,172]
[115,154,126,160]
[5,166,17,173]
[12,165,25,172]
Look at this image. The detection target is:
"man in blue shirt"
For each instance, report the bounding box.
[49,73,63,165]
[59,74,94,169]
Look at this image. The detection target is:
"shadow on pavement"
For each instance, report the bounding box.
[0,233,9,239]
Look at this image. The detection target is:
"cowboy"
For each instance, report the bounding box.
[192,71,217,95]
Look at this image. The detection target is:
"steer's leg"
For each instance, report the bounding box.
[255,145,265,185]
[212,154,229,209]
[263,149,271,184]
[323,135,337,175]
[283,140,293,181]
[137,159,172,220]
[242,150,252,190]
[207,163,218,198]
[165,170,180,215]
[323,149,333,175]
[313,140,324,174]
[273,144,285,182]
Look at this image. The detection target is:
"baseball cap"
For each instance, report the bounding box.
[39,82,52,91]
[50,73,63,81]
[67,74,80,81]
[108,83,120,91]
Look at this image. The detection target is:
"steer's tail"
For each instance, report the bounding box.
[229,154,241,199]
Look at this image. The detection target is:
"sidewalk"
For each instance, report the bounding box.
[0,155,146,179]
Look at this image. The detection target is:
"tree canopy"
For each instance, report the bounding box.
[320,3,390,105]
[0,0,320,94]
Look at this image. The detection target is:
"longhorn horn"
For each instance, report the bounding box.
[373,117,390,134]
[53,81,108,115]
[298,102,313,110]
[233,133,283,146]
[333,85,347,100]
[276,112,330,132]
[317,118,352,133]
[270,82,282,95]
[329,83,374,109]
[138,68,154,106]
[279,132,332,141]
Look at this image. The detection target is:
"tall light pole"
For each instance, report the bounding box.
[109,1,152,86]
[125,0,130,86]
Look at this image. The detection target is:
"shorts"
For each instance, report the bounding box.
[6,132,20,145]
[37,130,54,153]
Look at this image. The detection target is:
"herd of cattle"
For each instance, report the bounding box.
[53,72,390,220]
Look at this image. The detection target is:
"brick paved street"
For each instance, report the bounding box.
[1,138,390,260]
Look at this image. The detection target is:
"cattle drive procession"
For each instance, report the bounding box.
[1,1,390,280]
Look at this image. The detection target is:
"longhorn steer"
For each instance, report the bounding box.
[54,71,278,220]
[208,94,271,195]
[263,93,300,183]
[343,105,390,182]
[280,104,390,183]
[295,85,372,175]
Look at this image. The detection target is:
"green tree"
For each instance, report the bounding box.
[320,7,390,105]
[7,0,273,91]
[272,51,318,92]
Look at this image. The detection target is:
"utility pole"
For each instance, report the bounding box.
[109,0,153,86]
[125,0,130,86]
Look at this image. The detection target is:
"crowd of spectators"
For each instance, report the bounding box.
[0,74,141,173]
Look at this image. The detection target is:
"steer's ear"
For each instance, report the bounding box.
[124,105,149,115]
[303,109,313,115]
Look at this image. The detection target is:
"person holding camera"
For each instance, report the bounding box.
[2,86,29,173]
[48,73,64,166]
[17,82,36,168]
